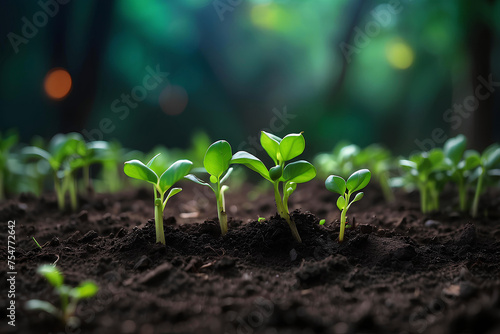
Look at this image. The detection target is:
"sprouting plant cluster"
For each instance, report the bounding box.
[124,132,317,244]
[26,265,98,327]
[395,135,500,217]
[2,128,500,246]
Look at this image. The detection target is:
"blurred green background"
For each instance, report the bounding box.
[1,0,499,156]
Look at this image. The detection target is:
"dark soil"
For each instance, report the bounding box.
[1,180,500,334]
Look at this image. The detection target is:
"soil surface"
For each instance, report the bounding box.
[1,180,500,334]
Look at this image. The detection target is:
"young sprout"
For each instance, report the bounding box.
[469,143,500,217]
[258,217,266,223]
[23,133,84,210]
[325,169,371,242]
[0,130,19,200]
[25,265,98,327]
[124,155,193,244]
[319,219,326,225]
[231,131,316,242]
[69,140,109,194]
[32,237,43,249]
[443,135,480,211]
[398,149,447,213]
[186,140,233,236]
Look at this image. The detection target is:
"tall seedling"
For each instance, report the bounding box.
[231,132,316,242]
[124,155,193,244]
[186,140,233,235]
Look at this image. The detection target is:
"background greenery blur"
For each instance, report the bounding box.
[1,0,499,157]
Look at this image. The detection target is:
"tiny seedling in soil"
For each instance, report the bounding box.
[124,155,193,244]
[32,237,43,249]
[319,219,326,225]
[258,217,266,223]
[325,169,371,242]
[443,135,480,212]
[23,133,85,211]
[186,140,233,235]
[468,143,500,217]
[25,265,98,327]
[231,131,316,242]
[398,149,447,213]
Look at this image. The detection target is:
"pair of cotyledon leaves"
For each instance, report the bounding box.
[123,153,193,195]
[231,131,316,184]
[325,169,371,210]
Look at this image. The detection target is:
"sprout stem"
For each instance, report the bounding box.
[339,208,347,242]
[54,176,65,210]
[217,182,228,236]
[154,190,166,244]
[471,169,484,218]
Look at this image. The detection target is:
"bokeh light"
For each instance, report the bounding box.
[385,40,415,70]
[43,68,72,100]
[159,85,189,116]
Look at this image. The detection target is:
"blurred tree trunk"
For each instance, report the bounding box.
[50,0,115,133]
[460,0,495,150]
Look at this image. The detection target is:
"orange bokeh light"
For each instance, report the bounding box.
[44,68,72,100]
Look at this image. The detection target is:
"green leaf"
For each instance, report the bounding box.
[260,131,281,164]
[22,147,57,169]
[279,133,305,161]
[166,187,182,201]
[484,146,500,169]
[220,167,233,184]
[285,182,297,197]
[346,169,371,192]
[444,135,466,165]
[70,281,98,299]
[230,151,271,181]
[325,175,346,195]
[123,160,158,185]
[38,265,63,287]
[352,192,364,203]
[282,160,316,183]
[204,140,232,178]
[399,159,416,170]
[336,196,346,210]
[185,174,210,187]
[159,159,193,192]
[463,152,481,170]
[146,153,162,168]
[25,300,59,317]
[210,175,218,183]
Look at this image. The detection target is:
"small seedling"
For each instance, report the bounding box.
[443,135,480,211]
[325,169,371,242]
[231,131,316,242]
[398,149,447,213]
[32,237,43,249]
[25,265,98,327]
[69,140,109,194]
[124,155,193,244]
[319,219,326,225]
[468,143,500,217]
[23,133,84,210]
[258,217,266,223]
[186,140,233,235]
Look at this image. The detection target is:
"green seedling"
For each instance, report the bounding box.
[398,149,447,213]
[0,130,19,200]
[325,169,371,242]
[69,140,109,194]
[355,144,395,203]
[315,142,395,203]
[32,237,43,249]
[231,131,316,242]
[319,219,326,225]
[258,217,266,223]
[23,133,84,210]
[443,135,481,211]
[25,265,98,327]
[186,140,233,235]
[124,155,193,244]
[469,143,500,217]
